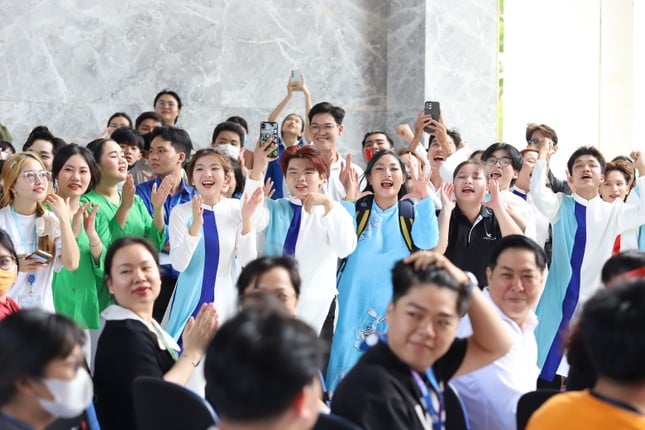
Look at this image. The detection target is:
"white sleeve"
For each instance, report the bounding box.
[616,175,645,231]
[529,160,563,222]
[321,203,357,258]
[169,204,200,272]
[243,177,270,233]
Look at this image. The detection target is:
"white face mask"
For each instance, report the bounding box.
[38,367,94,418]
[219,144,240,159]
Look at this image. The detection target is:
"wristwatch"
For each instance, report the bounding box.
[462,271,478,295]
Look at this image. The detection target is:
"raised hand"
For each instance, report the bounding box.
[263,178,276,200]
[188,195,204,237]
[151,175,174,211]
[484,178,503,212]
[71,202,91,237]
[340,153,360,201]
[45,194,71,223]
[84,203,100,239]
[181,303,219,359]
[631,150,645,177]
[120,175,136,210]
[440,182,455,210]
[241,187,264,221]
[302,191,332,213]
[401,177,429,201]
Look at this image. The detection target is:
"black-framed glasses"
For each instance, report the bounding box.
[484,157,512,167]
[22,170,52,183]
[0,256,16,270]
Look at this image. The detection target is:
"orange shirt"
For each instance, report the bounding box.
[527,390,645,430]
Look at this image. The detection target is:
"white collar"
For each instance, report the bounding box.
[101,304,180,352]
[482,288,538,332]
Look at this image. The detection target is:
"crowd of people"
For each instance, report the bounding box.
[0,75,644,430]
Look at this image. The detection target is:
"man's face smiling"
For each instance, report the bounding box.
[569,155,603,199]
[310,113,342,156]
[386,284,460,373]
[484,149,517,190]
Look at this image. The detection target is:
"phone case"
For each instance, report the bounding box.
[260,121,280,159]
[424,101,441,133]
[290,69,302,83]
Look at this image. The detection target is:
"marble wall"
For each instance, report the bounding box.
[0,0,499,165]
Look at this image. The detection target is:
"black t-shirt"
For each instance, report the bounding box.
[444,205,502,286]
[93,319,175,430]
[331,339,468,430]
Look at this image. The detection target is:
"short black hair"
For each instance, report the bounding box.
[482,142,523,172]
[601,250,645,285]
[0,310,85,407]
[135,111,166,130]
[211,121,245,147]
[23,125,54,151]
[487,235,547,272]
[428,129,463,150]
[307,102,345,125]
[52,143,100,193]
[391,257,471,315]
[204,308,324,422]
[147,126,193,158]
[110,127,145,151]
[566,146,606,175]
[580,279,645,384]
[226,116,249,134]
[236,256,302,298]
[23,125,65,154]
[361,131,394,148]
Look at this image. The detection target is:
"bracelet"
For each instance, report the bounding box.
[181,354,201,367]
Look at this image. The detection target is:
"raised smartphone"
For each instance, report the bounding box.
[424,101,441,133]
[290,69,302,84]
[260,121,280,159]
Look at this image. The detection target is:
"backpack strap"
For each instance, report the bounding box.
[355,195,374,238]
[398,198,417,252]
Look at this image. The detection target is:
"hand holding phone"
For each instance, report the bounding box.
[424,101,441,133]
[290,69,302,84]
[27,250,52,264]
[260,122,280,159]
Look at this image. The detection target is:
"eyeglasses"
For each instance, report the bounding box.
[22,170,52,183]
[155,100,177,109]
[0,256,16,270]
[484,157,512,167]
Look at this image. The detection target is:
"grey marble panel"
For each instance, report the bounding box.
[0,0,498,166]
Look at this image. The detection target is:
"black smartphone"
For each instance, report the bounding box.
[28,249,52,264]
[260,121,280,159]
[424,101,441,133]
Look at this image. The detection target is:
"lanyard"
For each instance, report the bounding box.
[410,368,444,430]
[10,205,38,286]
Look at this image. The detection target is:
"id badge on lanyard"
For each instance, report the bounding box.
[411,368,444,430]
